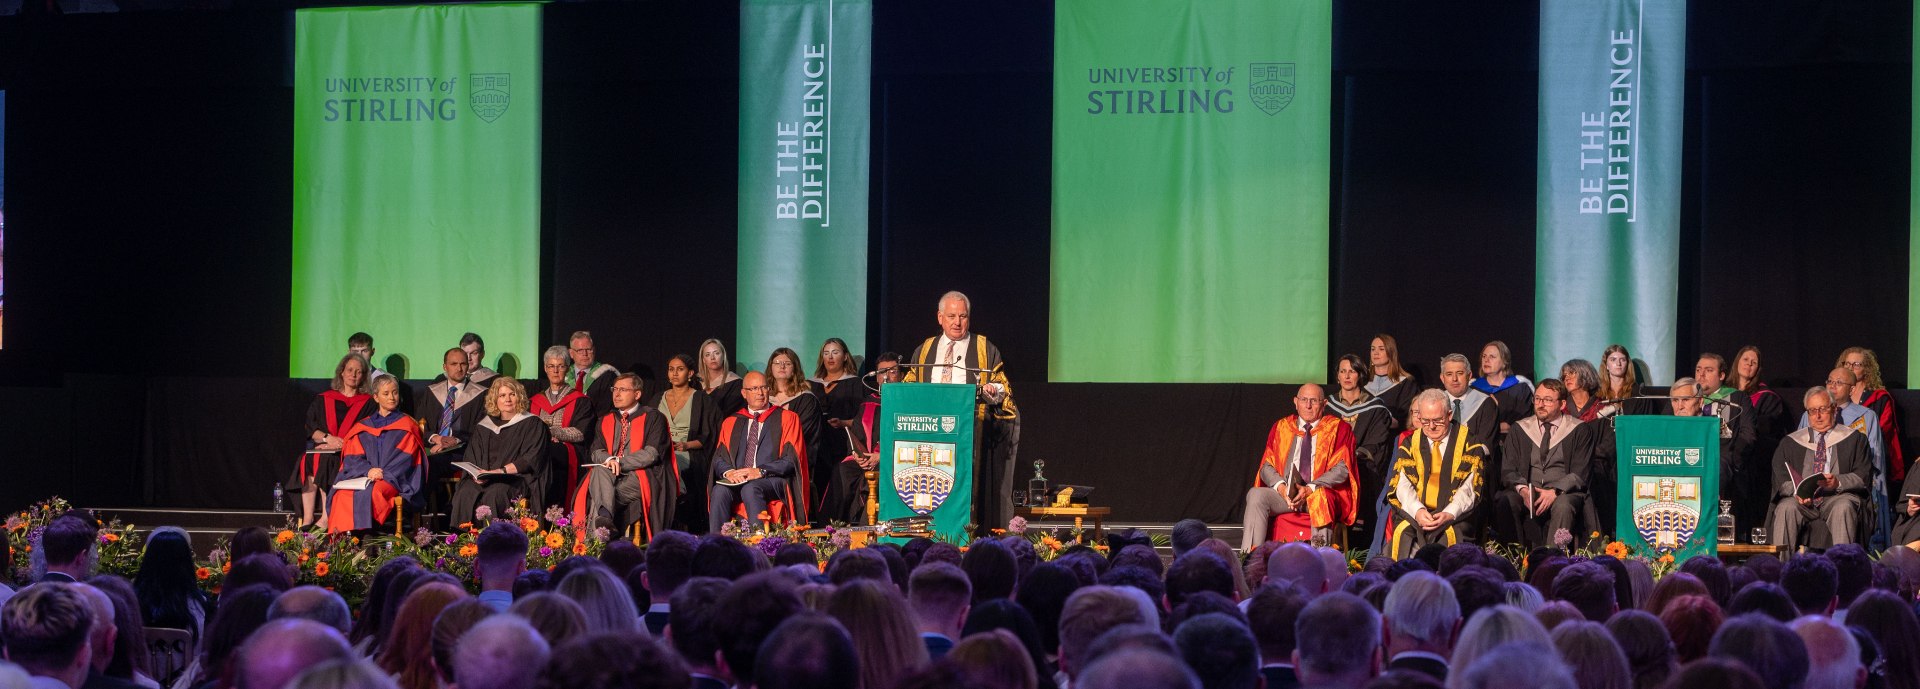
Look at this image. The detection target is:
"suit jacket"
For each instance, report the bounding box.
[1387,654,1449,683]
[922,633,955,659]
[1254,415,1360,528]
[80,672,143,689]
[1260,665,1300,689]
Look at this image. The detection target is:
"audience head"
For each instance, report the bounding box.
[693,534,759,581]
[229,526,276,563]
[1099,565,1167,619]
[1843,589,1920,689]
[1642,572,1708,615]
[285,658,399,689]
[198,584,277,682]
[949,629,1041,689]
[1166,591,1245,632]
[1605,610,1677,689]
[429,599,495,685]
[751,615,858,689]
[1679,556,1731,609]
[1437,544,1487,577]
[40,516,97,575]
[376,582,465,689]
[82,575,150,681]
[1294,592,1382,689]
[1017,562,1082,653]
[268,585,353,634]
[1076,649,1200,689]
[1554,561,1620,622]
[960,599,1053,689]
[1246,581,1309,668]
[1082,624,1176,674]
[773,542,818,569]
[1659,594,1723,663]
[1708,614,1809,689]
[1174,613,1260,689]
[1058,586,1155,680]
[1268,542,1328,597]
[1663,657,1767,689]
[908,562,971,638]
[1451,605,1552,673]
[1789,616,1863,689]
[1728,583,1800,622]
[0,583,93,686]
[1448,565,1507,622]
[1456,642,1575,689]
[1385,557,1433,582]
[1822,545,1872,610]
[827,579,928,689]
[1535,601,1584,631]
[1165,551,1237,608]
[665,577,730,675]
[1169,520,1212,558]
[827,547,891,587]
[1782,555,1839,617]
[961,538,1019,603]
[226,553,296,594]
[1502,580,1545,612]
[557,566,638,635]
[452,614,548,689]
[236,618,355,689]
[538,632,688,689]
[350,555,420,647]
[1747,554,1784,584]
[476,520,530,587]
[507,590,587,650]
[713,571,804,686]
[1551,621,1633,689]
[642,530,699,599]
[1623,559,1656,610]
[1383,571,1460,656]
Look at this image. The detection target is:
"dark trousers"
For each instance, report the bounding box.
[1494,489,1584,549]
[708,477,789,532]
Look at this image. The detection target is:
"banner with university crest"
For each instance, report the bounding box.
[877,383,976,542]
[290,4,542,378]
[1615,416,1720,560]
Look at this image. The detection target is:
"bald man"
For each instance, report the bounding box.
[73,583,138,689]
[708,371,806,532]
[453,616,551,689]
[1245,383,1359,550]
[234,619,354,689]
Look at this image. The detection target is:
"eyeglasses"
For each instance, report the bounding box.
[1806,406,1835,415]
[570,347,594,353]
[1295,397,1325,405]
[743,385,771,393]
[1843,361,1864,369]
[1416,416,1450,428]
[1825,380,1851,387]
[611,387,639,393]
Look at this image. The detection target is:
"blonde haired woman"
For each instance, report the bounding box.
[450,377,546,523]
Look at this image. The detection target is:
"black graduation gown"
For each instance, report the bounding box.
[777,389,825,510]
[1892,464,1920,547]
[450,413,547,524]
[418,379,488,479]
[653,388,719,533]
[1369,376,1417,428]
[814,376,865,501]
[289,391,375,491]
[707,377,746,417]
[1330,393,1396,534]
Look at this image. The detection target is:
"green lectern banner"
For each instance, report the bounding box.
[877,383,977,542]
[1615,415,1721,560]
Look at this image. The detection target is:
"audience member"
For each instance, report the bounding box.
[1554,561,1620,622]
[1173,613,1260,689]
[1381,572,1458,683]
[556,567,639,635]
[908,562,971,658]
[0,583,94,689]
[1707,614,1810,689]
[1455,643,1575,689]
[1604,610,1676,689]
[1166,551,1238,608]
[236,619,356,689]
[1294,592,1381,689]
[1551,621,1632,689]
[1170,520,1212,558]
[1535,601,1584,631]
[712,572,804,688]
[1446,566,1505,622]
[452,615,548,689]
[428,599,494,687]
[1449,605,1551,675]
[1842,590,1920,689]
[508,592,587,652]
[376,582,465,689]
[666,578,731,689]
[960,599,1058,689]
[1727,583,1799,622]
[1788,616,1863,689]
[1057,586,1155,683]
[1077,649,1200,689]
[828,580,928,689]
[950,629,1040,689]
[1658,594,1721,663]
[1641,572,1708,615]
[268,586,352,634]
[1782,555,1840,617]
[1659,658,1765,689]
[538,632,688,689]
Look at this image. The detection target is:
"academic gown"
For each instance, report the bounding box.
[290,390,374,492]
[709,406,807,529]
[776,389,823,515]
[905,332,1021,530]
[1892,464,1920,548]
[822,396,881,524]
[529,385,594,516]
[418,379,488,474]
[327,411,423,533]
[1366,375,1417,428]
[653,388,719,533]
[1771,426,1871,549]
[1860,388,1906,484]
[1472,375,1535,430]
[1385,424,1487,559]
[1496,416,1595,546]
[1330,394,1395,533]
[707,376,746,417]
[576,406,676,540]
[449,413,546,525]
[813,374,867,506]
[569,362,620,422]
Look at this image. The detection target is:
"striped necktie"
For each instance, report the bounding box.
[439,384,457,436]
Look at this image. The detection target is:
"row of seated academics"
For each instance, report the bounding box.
[1245,339,1917,558]
[286,291,1022,540]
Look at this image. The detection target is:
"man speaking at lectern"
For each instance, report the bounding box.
[904,291,1021,529]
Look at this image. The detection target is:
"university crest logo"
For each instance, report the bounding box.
[1249,63,1295,116]
[893,442,957,516]
[470,73,511,123]
[939,415,957,434]
[1631,477,1700,552]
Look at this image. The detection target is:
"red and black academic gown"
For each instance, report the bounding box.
[530,386,594,513]
[327,411,423,533]
[814,375,865,507]
[712,406,806,522]
[570,362,620,422]
[1860,388,1907,483]
[825,395,882,525]
[290,390,374,492]
[574,406,675,540]
[778,389,824,510]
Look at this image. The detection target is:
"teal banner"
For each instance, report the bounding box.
[736,0,871,367]
[1534,0,1686,382]
[1616,416,1721,560]
[877,383,977,542]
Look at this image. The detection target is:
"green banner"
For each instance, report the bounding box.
[737,0,871,368]
[1615,416,1721,560]
[290,4,542,378]
[877,383,977,542]
[1050,0,1331,383]
[1534,0,1686,383]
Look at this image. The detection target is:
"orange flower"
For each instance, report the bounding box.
[195,567,212,581]
[314,562,330,577]
[818,561,828,573]
[102,533,120,543]
[298,554,309,564]
[1658,553,1674,565]
[990,528,1006,535]
[275,530,296,544]
[222,562,231,575]
[757,511,773,523]
[459,543,479,558]
[1604,542,1628,559]
[545,532,566,549]
[519,518,540,533]
[572,542,588,556]
[459,522,474,531]
[317,551,328,560]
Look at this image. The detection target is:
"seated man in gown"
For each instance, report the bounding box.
[328,376,424,534]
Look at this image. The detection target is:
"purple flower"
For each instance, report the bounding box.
[538,546,553,557]
[1008,516,1028,535]
[413,529,434,548]
[830,531,852,550]
[1553,528,1573,548]
[554,517,571,528]
[755,536,791,558]
[475,505,494,521]
[435,557,447,569]
[720,522,738,537]
[444,534,458,545]
[593,527,611,542]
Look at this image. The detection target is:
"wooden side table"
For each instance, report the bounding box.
[1717,543,1787,564]
[1013,505,1111,543]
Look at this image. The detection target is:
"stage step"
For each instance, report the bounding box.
[90,507,295,555]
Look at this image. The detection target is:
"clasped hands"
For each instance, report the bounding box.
[1412,508,1454,531]
[1516,485,1559,516]
[722,467,766,483]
